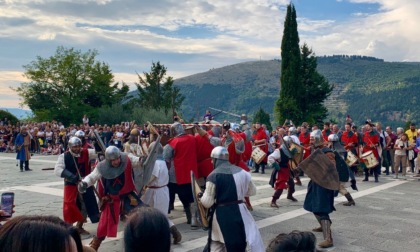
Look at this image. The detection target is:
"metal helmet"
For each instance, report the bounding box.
[210,146,229,161]
[170,122,185,137]
[105,146,121,161]
[289,127,297,134]
[283,136,293,145]
[68,137,82,148]
[130,128,140,136]
[75,130,85,138]
[310,129,323,147]
[328,134,339,142]
[240,114,248,125]
[230,123,240,132]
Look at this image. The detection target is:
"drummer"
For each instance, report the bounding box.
[361,121,381,182]
[341,123,359,172]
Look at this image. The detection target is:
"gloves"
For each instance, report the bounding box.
[61,169,79,184]
[350,179,358,191]
[194,125,207,137]
[272,162,280,171]
[78,181,88,193]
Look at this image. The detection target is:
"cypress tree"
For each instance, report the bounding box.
[275,3,302,125]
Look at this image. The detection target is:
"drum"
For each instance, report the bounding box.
[251,146,266,164]
[361,151,379,169]
[346,150,358,166]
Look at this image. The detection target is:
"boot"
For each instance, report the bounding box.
[261,165,265,174]
[19,161,23,172]
[76,221,90,235]
[24,161,32,171]
[287,189,297,202]
[295,177,302,186]
[170,225,182,244]
[362,172,369,181]
[184,206,192,224]
[270,189,282,208]
[374,174,379,183]
[343,193,355,206]
[190,203,199,230]
[312,215,322,232]
[89,236,103,251]
[252,167,259,173]
[318,220,333,248]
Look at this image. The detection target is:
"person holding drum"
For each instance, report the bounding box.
[252,122,269,174]
[362,121,381,182]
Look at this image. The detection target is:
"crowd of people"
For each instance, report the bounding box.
[0,112,419,251]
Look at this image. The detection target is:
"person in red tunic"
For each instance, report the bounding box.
[78,146,145,251]
[299,123,311,160]
[163,122,199,229]
[54,137,100,236]
[362,121,380,182]
[252,122,269,174]
[340,123,358,161]
[321,122,332,142]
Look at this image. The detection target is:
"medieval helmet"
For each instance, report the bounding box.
[68,137,82,148]
[105,146,121,161]
[328,134,339,142]
[130,128,140,136]
[211,146,229,161]
[310,129,323,147]
[289,127,297,135]
[283,135,293,145]
[170,122,185,137]
[230,123,240,132]
[211,126,222,137]
[75,130,85,138]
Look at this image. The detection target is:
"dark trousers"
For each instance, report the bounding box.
[19,161,29,171]
[168,182,194,211]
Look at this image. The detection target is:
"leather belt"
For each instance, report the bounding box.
[216,200,244,207]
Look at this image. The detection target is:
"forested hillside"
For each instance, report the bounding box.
[126,55,420,128]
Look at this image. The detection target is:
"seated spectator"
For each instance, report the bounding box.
[5,142,16,153]
[41,143,53,155]
[266,230,319,252]
[52,143,62,155]
[0,215,80,252]
[0,140,6,152]
[124,207,171,252]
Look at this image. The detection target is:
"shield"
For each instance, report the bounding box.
[93,130,106,153]
[135,135,161,196]
[334,151,350,182]
[191,171,209,230]
[297,149,339,190]
[289,142,304,169]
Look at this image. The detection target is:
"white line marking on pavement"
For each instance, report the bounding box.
[12,186,63,197]
[172,180,407,252]
[0,156,57,164]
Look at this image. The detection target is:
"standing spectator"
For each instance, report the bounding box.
[394,133,411,179]
[405,123,417,172]
[102,126,113,147]
[37,127,46,148]
[385,126,397,175]
[45,127,53,145]
[415,129,420,175]
[15,126,32,172]
[82,114,89,125]
[376,122,390,173]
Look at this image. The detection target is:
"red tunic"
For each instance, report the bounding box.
[322,129,332,142]
[242,140,252,162]
[63,148,90,224]
[222,132,249,171]
[362,131,380,159]
[97,157,136,238]
[299,132,311,160]
[168,134,198,184]
[252,128,268,163]
[341,131,358,151]
[195,134,213,178]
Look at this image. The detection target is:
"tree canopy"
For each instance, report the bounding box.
[135,61,185,116]
[16,46,128,125]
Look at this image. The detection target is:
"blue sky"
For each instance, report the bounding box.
[1,0,419,108]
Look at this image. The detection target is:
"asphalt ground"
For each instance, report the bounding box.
[1,152,420,252]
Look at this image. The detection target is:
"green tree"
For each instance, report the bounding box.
[136,62,184,115]
[300,44,333,124]
[16,46,128,125]
[275,3,302,124]
[0,110,19,125]
[253,107,272,131]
